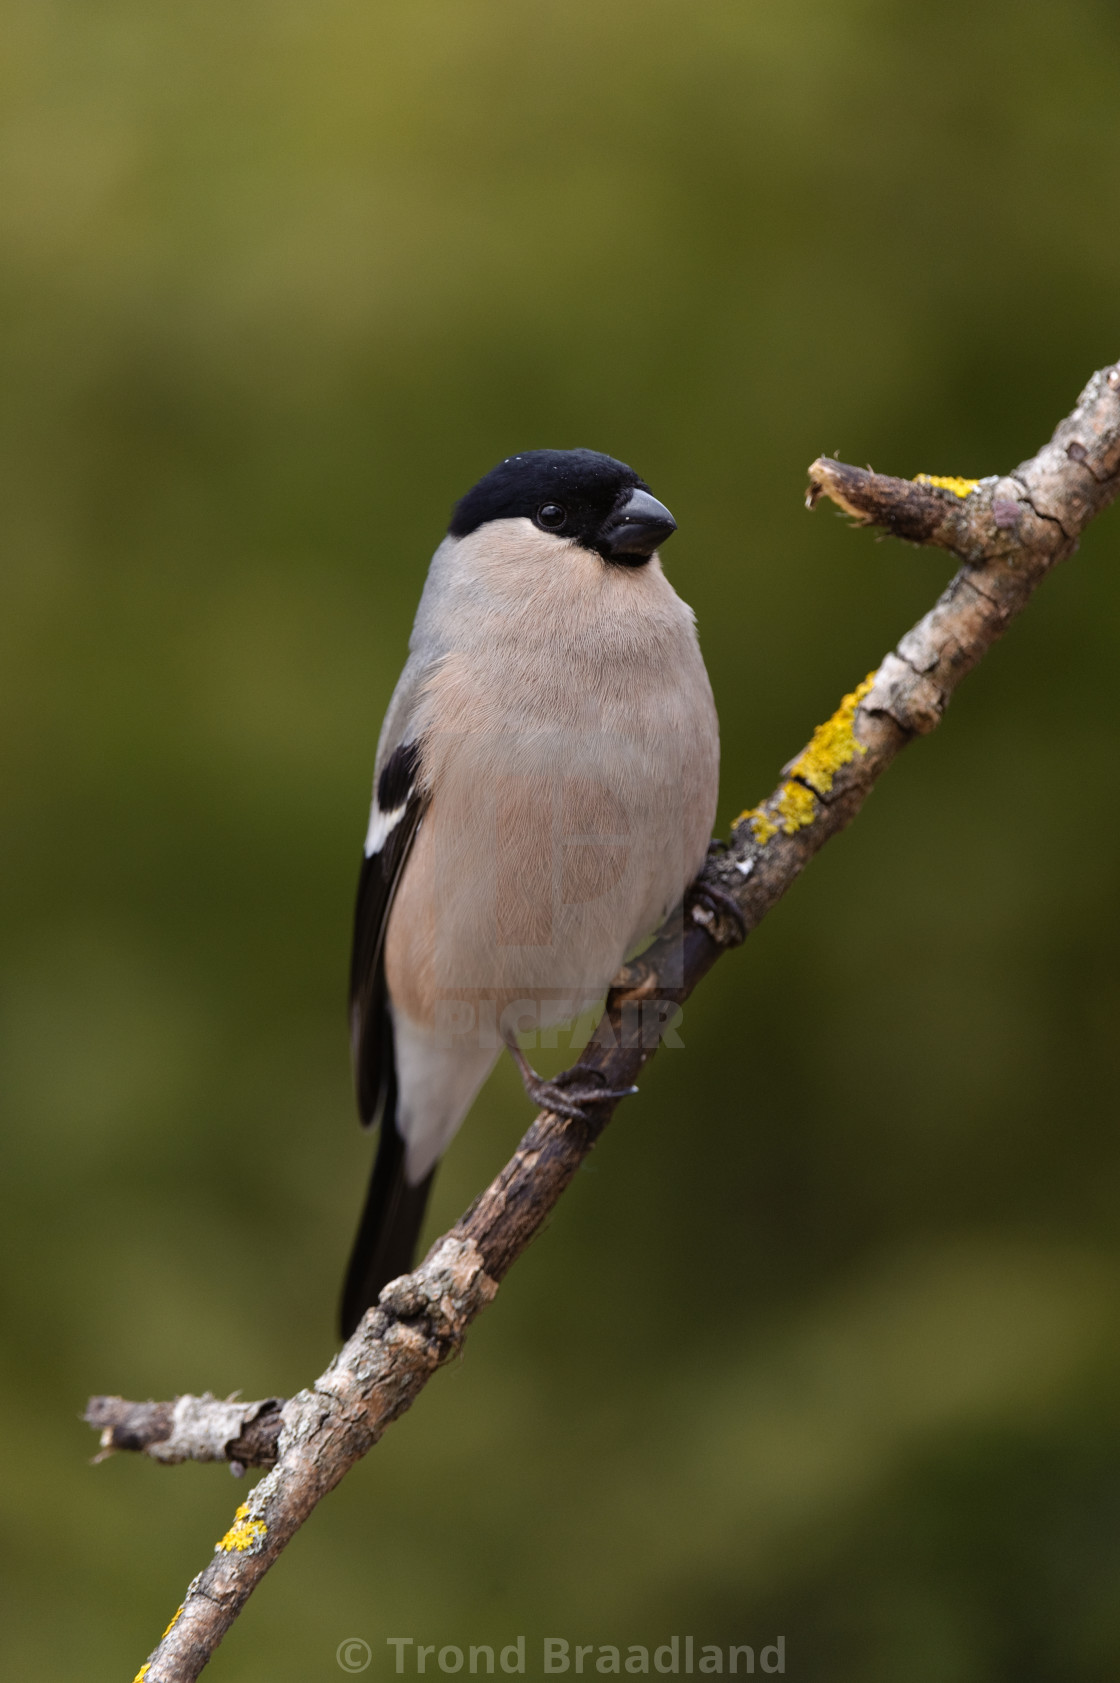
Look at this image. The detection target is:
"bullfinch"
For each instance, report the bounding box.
[341,448,719,1337]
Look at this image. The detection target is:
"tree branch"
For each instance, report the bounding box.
[84,1395,282,1472]
[98,362,1120,1683]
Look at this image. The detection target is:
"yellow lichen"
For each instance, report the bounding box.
[776,780,816,833]
[733,672,877,845]
[733,805,778,845]
[752,810,779,844]
[215,1502,268,1554]
[914,473,980,498]
[788,672,876,797]
[132,1606,183,1678]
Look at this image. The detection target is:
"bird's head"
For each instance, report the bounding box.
[448,448,676,567]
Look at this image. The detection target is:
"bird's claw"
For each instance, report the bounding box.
[507,1044,638,1122]
[686,879,747,946]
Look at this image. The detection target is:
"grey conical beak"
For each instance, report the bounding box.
[599,487,678,560]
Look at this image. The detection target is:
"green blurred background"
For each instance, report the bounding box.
[3,1,1120,1678]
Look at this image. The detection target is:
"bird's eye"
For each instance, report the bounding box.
[537,503,566,529]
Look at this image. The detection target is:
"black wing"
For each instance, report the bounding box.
[348,738,427,1128]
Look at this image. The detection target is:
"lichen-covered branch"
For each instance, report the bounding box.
[101,362,1120,1683]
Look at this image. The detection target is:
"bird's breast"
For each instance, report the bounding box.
[385,605,718,1036]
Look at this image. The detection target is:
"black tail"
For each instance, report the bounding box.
[340,1113,435,1340]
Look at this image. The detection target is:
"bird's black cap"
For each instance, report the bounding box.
[449,448,676,564]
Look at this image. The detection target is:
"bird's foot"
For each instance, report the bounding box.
[686,878,747,946]
[507,1043,638,1122]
